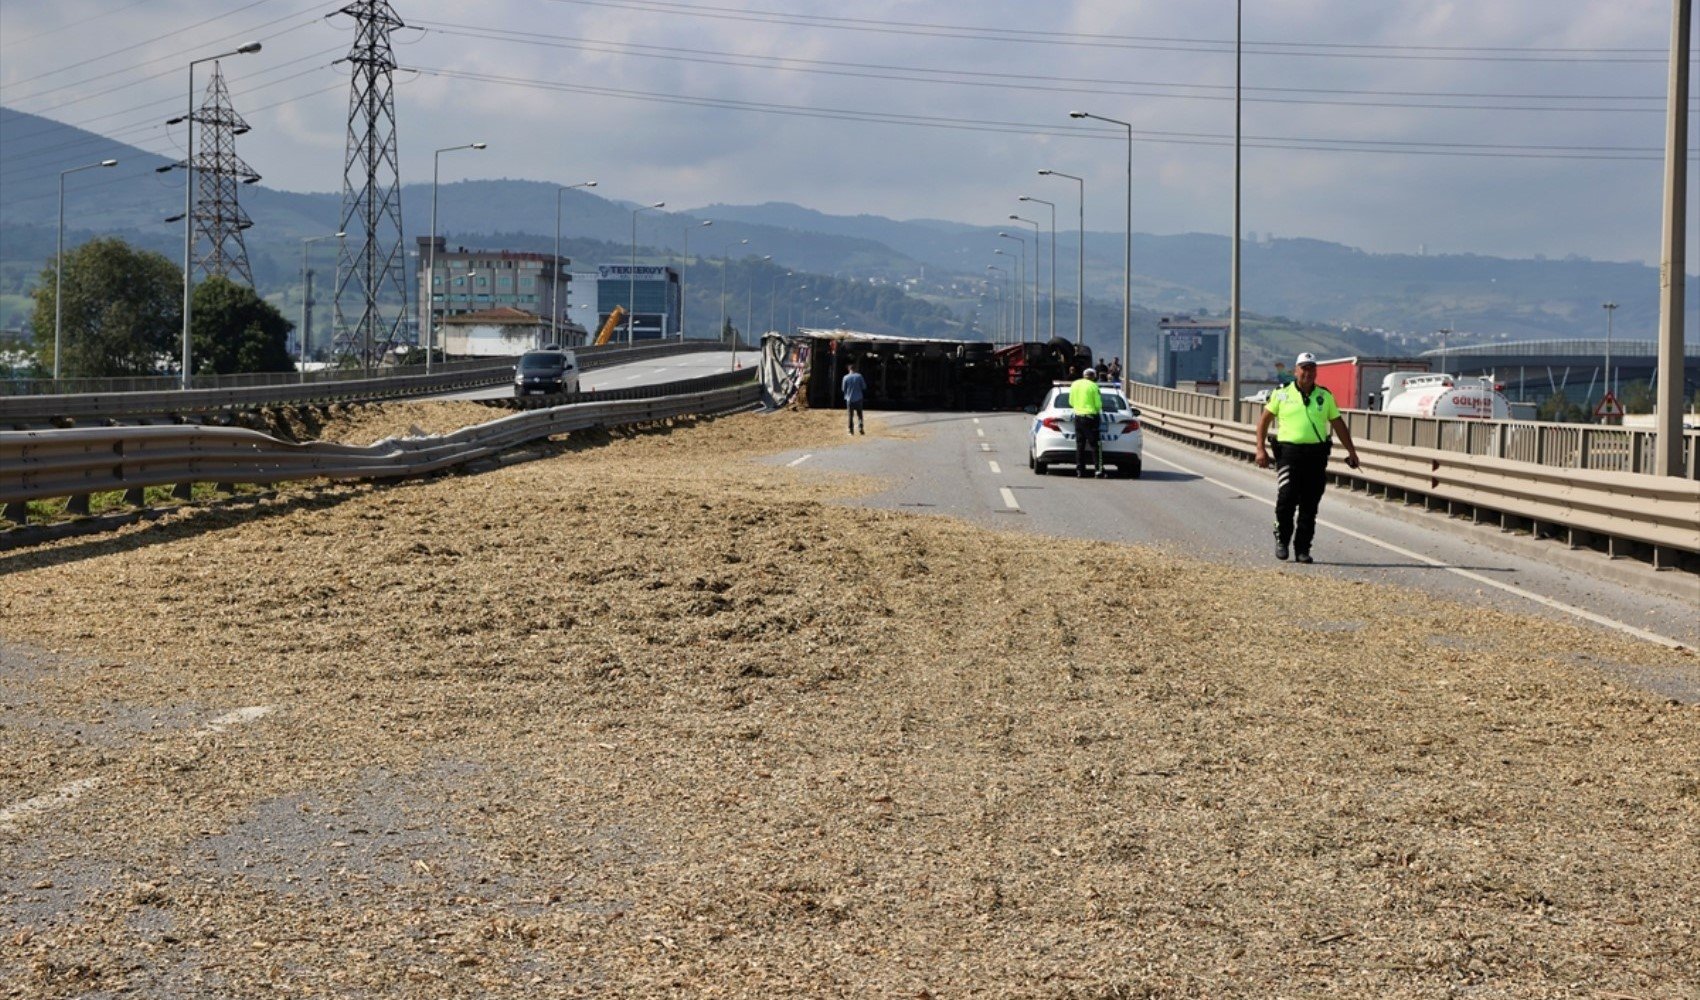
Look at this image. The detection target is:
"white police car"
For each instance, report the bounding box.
[1027,382,1144,477]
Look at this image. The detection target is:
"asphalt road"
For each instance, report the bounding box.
[769,409,1700,681]
[438,349,760,401]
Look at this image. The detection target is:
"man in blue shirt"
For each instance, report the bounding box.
[841,363,867,435]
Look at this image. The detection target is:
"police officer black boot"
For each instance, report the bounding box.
[1273,523,1289,561]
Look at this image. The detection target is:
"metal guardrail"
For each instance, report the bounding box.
[1,372,761,525]
[0,341,732,425]
[1123,382,1700,560]
[1126,383,1700,480]
[0,353,513,396]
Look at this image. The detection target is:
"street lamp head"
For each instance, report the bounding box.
[237,41,262,54]
[1037,169,1053,176]
[163,213,185,224]
[1068,110,1088,119]
[583,180,597,186]
[1018,196,1031,202]
[471,142,487,150]
[335,231,346,238]
[166,116,187,126]
[100,159,118,167]
[700,220,713,227]
[651,201,665,208]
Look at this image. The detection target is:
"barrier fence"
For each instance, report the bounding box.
[2,372,761,527]
[0,341,733,424]
[1123,383,1700,564]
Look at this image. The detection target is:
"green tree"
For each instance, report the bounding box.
[189,275,295,375]
[1537,389,1589,423]
[30,237,180,377]
[1620,379,1654,415]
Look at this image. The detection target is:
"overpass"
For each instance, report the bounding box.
[1422,338,1700,404]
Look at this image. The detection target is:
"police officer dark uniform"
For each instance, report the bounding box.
[1254,352,1361,563]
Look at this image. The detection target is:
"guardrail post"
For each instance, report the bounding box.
[123,487,145,506]
[172,482,193,501]
[65,493,90,516]
[2,501,26,526]
[1576,432,1590,470]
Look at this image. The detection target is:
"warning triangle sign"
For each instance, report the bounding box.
[1594,391,1624,418]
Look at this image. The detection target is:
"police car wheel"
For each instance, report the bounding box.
[1034,459,1049,476]
[1122,457,1142,479]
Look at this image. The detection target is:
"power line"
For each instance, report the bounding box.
[538,0,1676,63]
[0,4,327,107]
[415,20,1681,116]
[0,51,347,179]
[408,65,1678,162]
[0,0,156,52]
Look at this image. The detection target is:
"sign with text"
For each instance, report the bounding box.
[598,265,670,280]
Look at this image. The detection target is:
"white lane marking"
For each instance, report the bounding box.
[624,373,645,381]
[972,417,982,424]
[976,428,985,438]
[787,453,813,467]
[979,443,991,452]
[999,487,1020,510]
[0,778,102,834]
[0,704,278,835]
[1145,450,1689,650]
[988,461,1002,475]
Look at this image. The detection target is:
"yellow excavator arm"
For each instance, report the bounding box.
[593,305,627,347]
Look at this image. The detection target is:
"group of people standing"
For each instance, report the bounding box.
[841,350,1361,564]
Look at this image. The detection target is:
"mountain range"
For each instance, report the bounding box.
[4,105,1691,362]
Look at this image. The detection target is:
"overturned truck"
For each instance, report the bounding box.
[761,330,1093,412]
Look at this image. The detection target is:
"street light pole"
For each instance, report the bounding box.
[300,232,344,382]
[747,255,771,347]
[987,266,1008,341]
[720,237,748,348]
[1602,301,1618,406]
[1654,0,1689,475]
[1020,196,1057,342]
[1038,169,1084,347]
[553,179,595,347]
[1230,0,1243,402]
[996,233,1026,341]
[54,158,117,380]
[1070,111,1132,382]
[772,271,790,335]
[1011,214,1043,343]
[428,141,487,374]
[172,42,260,390]
[680,219,712,341]
[629,202,664,345]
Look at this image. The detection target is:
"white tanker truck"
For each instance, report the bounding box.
[1379,372,1511,419]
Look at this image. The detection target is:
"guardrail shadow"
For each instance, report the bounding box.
[0,483,381,577]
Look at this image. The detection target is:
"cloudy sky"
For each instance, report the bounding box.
[2,0,1694,263]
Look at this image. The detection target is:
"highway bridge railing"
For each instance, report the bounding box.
[0,340,733,425]
[1,370,760,528]
[1124,382,1700,567]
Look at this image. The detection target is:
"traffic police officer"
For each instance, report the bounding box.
[1254,352,1361,563]
[1069,367,1105,477]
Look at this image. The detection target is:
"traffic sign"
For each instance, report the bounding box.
[1594,391,1624,418]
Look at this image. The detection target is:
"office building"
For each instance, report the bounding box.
[417,238,572,348]
[596,265,681,341]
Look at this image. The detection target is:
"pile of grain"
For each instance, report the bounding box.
[0,405,1694,998]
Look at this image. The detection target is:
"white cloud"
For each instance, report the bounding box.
[1,0,1693,262]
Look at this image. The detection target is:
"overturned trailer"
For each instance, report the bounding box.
[761,329,1092,411]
